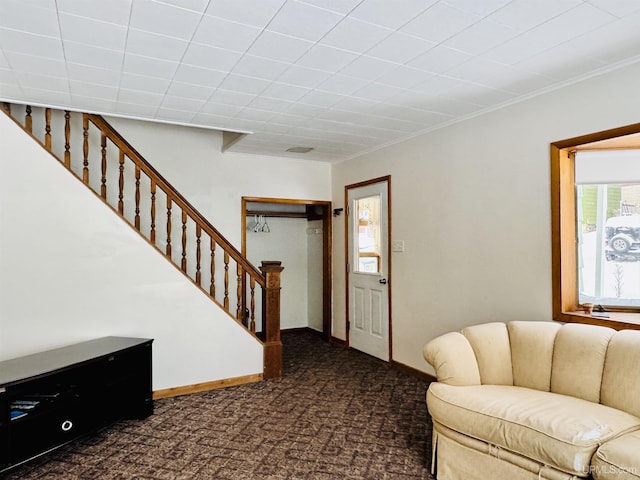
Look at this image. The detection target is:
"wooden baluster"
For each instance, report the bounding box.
[210,239,216,298]
[224,251,230,311]
[25,106,32,134]
[100,133,107,198]
[236,265,243,321]
[134,166,141,230]
[150,180,156,244]
[118,151,125,214]
[1,102,10,114]
[181,210,187,273]
[82,114,89,184]
[250,276,256,333]
[44,108,52,151]
[64,111,71,168]
[195,225,202,286]
[166,197,172,257]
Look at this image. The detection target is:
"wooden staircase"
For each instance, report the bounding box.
[1,102,283,379]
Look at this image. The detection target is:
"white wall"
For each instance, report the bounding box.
[331,62,640,374]
[307,219,324,332]
[0,110,331,391]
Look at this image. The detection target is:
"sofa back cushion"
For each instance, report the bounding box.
[601,329,640,418]
[461,322,513,385]
[550,323,615,403]
[508,321,560,391]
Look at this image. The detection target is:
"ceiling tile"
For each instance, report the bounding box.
[298,89,345,107]
[365,32,435,64]
[0,83,25,99]
[182,43,242,71]
[444,19,519,55]
[117,88,165,106]
[130,0,202,40]
[153,0,210,13]
[20,87,71,105]
[376,65,435,89]
[16,71,68,91]
[248,96,294,113]
[4,51,67,78]
[232,55,290,81]
[442,0,513,17]
[166,81,215,100]
[114,101,159,117]
[0,68,17,84]
[487,0,582,31]
[119,72,170,93]
[59,13,128,51]
[297,45,359,73]
[193,15,262,52]
[0,28,64,59]
[350,0,435,29]
[122,53,178,79]
[172,64,227,88]
[191,111,234,126]
[218,74,271,95]
[407,45,472,74]
[63,41,124,70]
[236,107,277,123]
[588,0,640,17]
[352,81,405,102]
[207,89,257,107]
[0,0,60,37]
[204,0,286,28]
[316,74,370,95]
[296,0,362,14]
[126,29,189,62]
[260,82,311,101]
[199,102,244,116]
[69,79,118,101]
[266,1,343,42]
[320,17,392,54]
[485,3,616,65]
[276,65,332,89]
[67,63,121,87]
[401,2,481,43]
[57,0,133,25]
[339,55,398,80]
[70,95,115,112]
[248,31,313,63]
[0,51,8,68]
[156,106,197,122]
[160,95,205,112]
[515,42,607,80]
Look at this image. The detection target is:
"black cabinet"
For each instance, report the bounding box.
[0,337,153,473]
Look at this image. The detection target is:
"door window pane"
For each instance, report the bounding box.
[356,195,381,273]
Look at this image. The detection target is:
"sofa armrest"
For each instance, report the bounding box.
[423,332,481,386]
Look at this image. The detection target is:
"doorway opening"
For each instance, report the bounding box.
[241,197,332,341]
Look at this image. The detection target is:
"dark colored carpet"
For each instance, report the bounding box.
[4,331,435,479]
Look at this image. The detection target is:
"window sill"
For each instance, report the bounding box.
[557,311,640,330]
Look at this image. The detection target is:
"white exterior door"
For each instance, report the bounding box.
[347,179,390,361]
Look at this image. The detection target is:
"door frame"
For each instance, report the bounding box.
[345,175,392,360]
[241,196,333,341]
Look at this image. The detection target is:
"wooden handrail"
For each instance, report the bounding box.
[86,114,265,284]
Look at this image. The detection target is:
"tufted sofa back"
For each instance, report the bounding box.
[424,321,640,418]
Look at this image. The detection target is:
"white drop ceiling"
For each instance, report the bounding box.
[1,0,640,162]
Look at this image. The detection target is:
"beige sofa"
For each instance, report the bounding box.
[423,321,640,480]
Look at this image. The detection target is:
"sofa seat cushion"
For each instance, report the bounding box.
[427,383,640,476]
[592,430,640,480]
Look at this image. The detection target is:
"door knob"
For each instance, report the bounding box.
[379,278,387,284]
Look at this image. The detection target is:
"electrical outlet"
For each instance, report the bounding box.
[392,240,405,252]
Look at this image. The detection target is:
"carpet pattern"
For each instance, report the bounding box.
[4,331,435,479]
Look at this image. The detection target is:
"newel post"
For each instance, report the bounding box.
[260,260,284,379]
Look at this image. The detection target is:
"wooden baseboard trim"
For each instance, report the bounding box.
[330,336,346,347]
[153,373,263,400]
[391,360,436,383]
